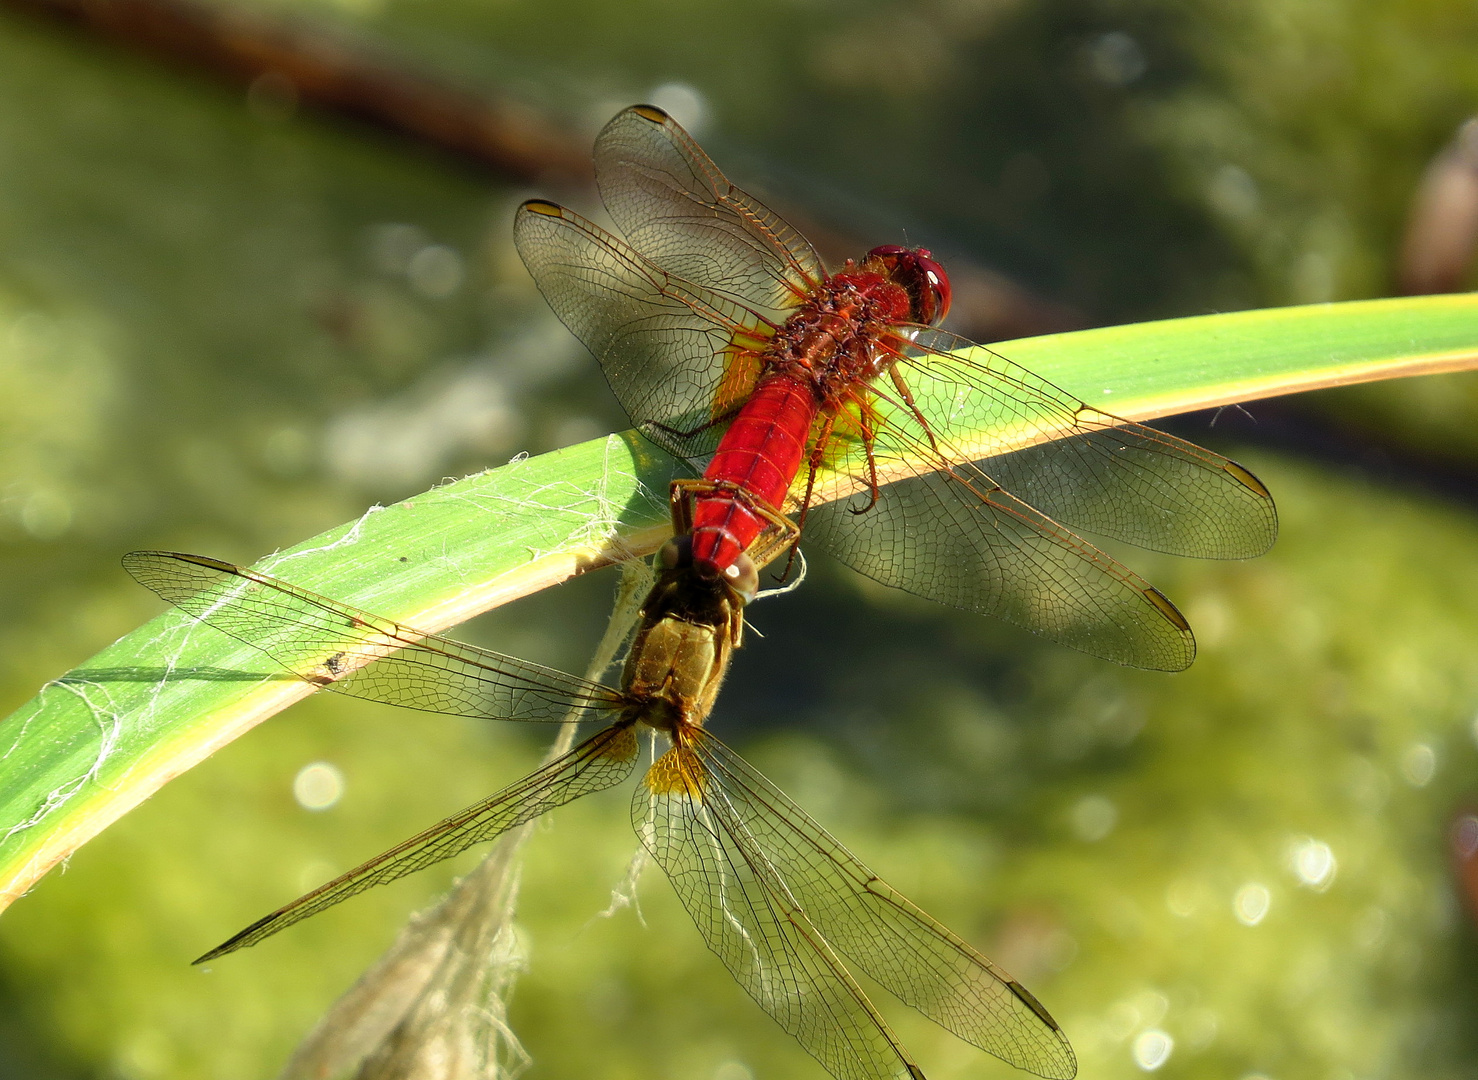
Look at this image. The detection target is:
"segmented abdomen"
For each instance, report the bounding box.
[689,372,819,576]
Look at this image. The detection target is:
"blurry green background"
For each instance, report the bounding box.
[3,0,1478,1078]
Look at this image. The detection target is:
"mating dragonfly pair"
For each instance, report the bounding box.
[131,105,1275,1080]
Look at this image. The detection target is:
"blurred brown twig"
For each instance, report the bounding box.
[1450,809,1478,932]
[3,0,595,184]
[1399,117,1478,295]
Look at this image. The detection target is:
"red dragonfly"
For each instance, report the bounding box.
[514,105,1277,671]
[125,549,1077,1080]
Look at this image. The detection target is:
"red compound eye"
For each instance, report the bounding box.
[866,245,952,325]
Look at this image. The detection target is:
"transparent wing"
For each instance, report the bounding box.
[899,329,1278,559]
[124,551,625,722]
[595,104,825,316]
[686,729,1078,1080]
[797,328,1279,670]
[634,742,925,1080]
[514,199,772,459]
[801,459,1196,671]
[199,723,640,961]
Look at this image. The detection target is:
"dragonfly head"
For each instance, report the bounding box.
[866,245,952,326]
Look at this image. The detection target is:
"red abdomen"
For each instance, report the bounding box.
[689,372,818,576]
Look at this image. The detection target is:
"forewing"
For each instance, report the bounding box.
[124,551,624,722]
[899,329,1278,559]
[514,200,771,458]
[199,723,640,961]
[800,456,1196,670]
[595,104,825,316]
[634,744,924,1080]
[690,729,1078,1080]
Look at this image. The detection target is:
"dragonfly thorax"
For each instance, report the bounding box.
[620,554,749,733]
[764,273,914,395]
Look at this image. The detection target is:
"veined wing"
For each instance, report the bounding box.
[124,551,625,722]
[595,104,825,317]
[897,329,1278,560]
[685,729,1078,1080]
[198,723,640,961]
[514,199,773,459]
[634,741,926,1080]
[800,450,1196,670]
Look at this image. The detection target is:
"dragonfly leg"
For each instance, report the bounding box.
[668,479,697,536]
[888,365,949,459]
[745,501,803,570]
[847,397,883,516]
[646,399,746,447]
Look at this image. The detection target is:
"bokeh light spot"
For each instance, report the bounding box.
[1085,31,1146,86]
[19,489,73,539]
[649,82,709,135]
[1166,876,1208,917]
[262,426,313,477]
[1209,164,1261,221]
[407,244,464,298]
[1401,742,1436,787]
[1070,794,1118,841]
[1355,906,1389,951]
[1293,250,1336,303]
[1132,1029,1173,1070]
[1287,836,1337,891]
[1234,883,1271,925]
[293,762,345,811]
[1344,755,1390,811]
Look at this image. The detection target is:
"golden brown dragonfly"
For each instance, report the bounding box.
[125,548,1076,1080]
